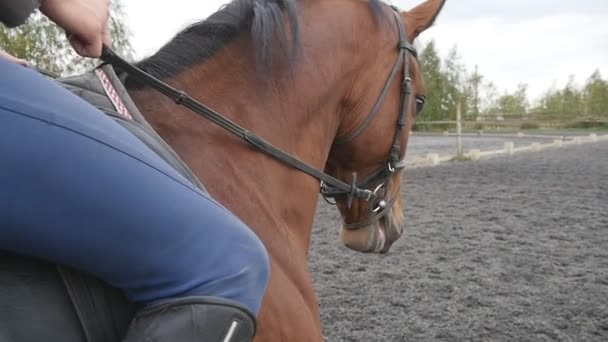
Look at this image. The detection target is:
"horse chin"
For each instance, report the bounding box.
[339,212,404,254]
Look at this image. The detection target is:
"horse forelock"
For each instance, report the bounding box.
[128,0,392,87]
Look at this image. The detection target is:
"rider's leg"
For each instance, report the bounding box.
[0,59,269,340]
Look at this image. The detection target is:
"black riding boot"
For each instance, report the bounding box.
[122,296,256,342]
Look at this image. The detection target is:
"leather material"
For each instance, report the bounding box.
[99,6,417,230]
[0,252,133,342]
[57,266,138,342]
[123,297,256,342]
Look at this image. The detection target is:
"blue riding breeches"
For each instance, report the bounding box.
[0,58,269,316]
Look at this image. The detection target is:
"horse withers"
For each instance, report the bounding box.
[0,0,446,341]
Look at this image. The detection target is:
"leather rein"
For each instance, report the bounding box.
[99,7,417,230]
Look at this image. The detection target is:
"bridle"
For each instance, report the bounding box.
[320,8,419,229]
[99,6,419,230]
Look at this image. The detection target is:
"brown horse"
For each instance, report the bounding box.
[124,0,445,340]
[0,0,446,341]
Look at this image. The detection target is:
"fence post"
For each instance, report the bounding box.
[469,149,481,160]
[426,153,440,166]
[456,101,463,158]
[504,142,515,155]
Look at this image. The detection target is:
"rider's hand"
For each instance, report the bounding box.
[39,0,111,58]
[0,50,28,66]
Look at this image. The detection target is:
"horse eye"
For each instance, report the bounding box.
[415,96,426,113]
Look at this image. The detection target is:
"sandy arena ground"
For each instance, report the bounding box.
[309,140,608,341]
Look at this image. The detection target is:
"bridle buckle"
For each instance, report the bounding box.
[372,200,387,213]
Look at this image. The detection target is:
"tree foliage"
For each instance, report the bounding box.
[467,65,483,118]
[418,40,446,121]
[583,70,608,115]
[0,0,133,76]
[417,40,608,121]
[489,83,529,116]
[531,72,608,117]
[443,46,468,119]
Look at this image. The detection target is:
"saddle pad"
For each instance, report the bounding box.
[55,64,206,192]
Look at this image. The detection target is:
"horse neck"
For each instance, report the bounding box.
[126,37,354,257]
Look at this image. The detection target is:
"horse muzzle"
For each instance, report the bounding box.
[339,210,404,253]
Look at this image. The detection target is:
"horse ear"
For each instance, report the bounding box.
[402,0,446,41]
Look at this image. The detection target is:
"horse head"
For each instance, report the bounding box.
[322,0,446,254]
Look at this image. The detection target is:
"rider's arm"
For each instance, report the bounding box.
[0,50,27,65]
[1,0,110,58]
[0,0,41,28]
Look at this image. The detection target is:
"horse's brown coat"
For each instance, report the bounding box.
[128,1,445,340]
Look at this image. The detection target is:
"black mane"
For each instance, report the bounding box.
[133,0,387,81]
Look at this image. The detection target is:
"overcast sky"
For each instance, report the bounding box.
[122,0,608,102]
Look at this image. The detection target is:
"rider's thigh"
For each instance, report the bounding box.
[0,59,270,316]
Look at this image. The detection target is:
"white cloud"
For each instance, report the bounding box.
[122,0,228,58]
[420,12,608,101]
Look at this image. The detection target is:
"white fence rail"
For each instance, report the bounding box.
[405,133,608,169]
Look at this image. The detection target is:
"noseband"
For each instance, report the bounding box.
[99,6,416,231]
[321,8,417,229]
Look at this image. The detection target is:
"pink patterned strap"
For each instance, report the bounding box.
[95,68,133,120]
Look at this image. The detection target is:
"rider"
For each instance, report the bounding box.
[0,1,269,341]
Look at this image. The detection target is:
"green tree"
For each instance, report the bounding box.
[418,40,447,121]
[533,76,590,117]
[561,75,583,115]
[488,83,528,117]
[443,45,468,120]
[532,87,562,115]
[583,69,608,115]
[482,81,499,117]
[0,0,133,76]
[467,64,483,119]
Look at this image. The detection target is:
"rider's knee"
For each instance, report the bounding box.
[229,225,270,308]
[195,220,270,315]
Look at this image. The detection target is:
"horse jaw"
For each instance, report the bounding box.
[339,209,405,254]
